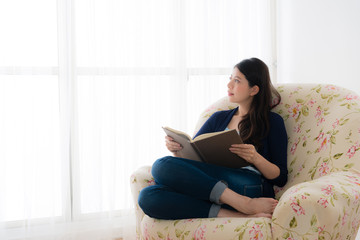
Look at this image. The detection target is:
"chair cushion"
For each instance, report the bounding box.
[141,214,272,240]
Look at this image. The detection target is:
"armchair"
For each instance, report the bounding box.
[130,84,360,239]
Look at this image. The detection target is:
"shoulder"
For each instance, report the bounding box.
[269,112,285,125]
[210,108,237,120]
[268,112,287,136]
[200,107,238,132]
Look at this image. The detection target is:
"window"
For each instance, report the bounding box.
[0,0,62,223]
[0,0,275,238]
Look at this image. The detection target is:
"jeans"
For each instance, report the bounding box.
[138,156,274,220]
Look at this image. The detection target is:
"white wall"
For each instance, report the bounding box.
[277,2,360,238]
[277,0,360,94]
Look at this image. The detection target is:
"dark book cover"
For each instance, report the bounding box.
[163,127,249,168]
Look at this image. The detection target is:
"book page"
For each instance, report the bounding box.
[162,126,192,140]
[162,127,202,161]
[193,129,243,144]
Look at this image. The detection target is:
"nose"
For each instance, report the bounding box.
[227,80,232,89]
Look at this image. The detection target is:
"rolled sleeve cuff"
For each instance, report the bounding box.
[209,180,227,204]
[208,204,221,218]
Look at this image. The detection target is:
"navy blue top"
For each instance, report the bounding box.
[194,107,288,187]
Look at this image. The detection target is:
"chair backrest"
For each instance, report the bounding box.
[194,84,360,198]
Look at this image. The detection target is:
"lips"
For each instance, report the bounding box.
[228,92,234,96]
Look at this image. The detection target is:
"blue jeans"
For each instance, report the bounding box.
[138,156,274,220]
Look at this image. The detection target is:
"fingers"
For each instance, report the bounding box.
[165,136,182,152]
[229,144,253,152]
[230,144,254,149]
[165,136,173,141]
[229,144,256,163]
[230,144,255,153]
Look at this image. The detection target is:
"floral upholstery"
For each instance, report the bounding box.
[130,84,360,240]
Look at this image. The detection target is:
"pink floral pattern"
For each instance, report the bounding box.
[273,171,360,239]
[317,197,329,208]
[249,224,264,240]
[321,184,335,196]
[325,85,340,91]
[131,84,360,240]
[193,225,206,240]
[318,133,331,152]
[290,198,305,216]
[332,118,340,128]
[346,93,359,100]
[288,103,301,120]
[318,162,330,176]
[346,142,360,159]
[314,106,327,126]
[290,141,298,155]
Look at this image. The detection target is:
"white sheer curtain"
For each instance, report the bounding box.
[0,1,68,239]
[0,0,274,239]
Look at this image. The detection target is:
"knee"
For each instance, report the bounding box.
[151,156,176,179]
[138,186,159,216]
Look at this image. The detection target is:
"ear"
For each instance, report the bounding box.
[250,85,259,96]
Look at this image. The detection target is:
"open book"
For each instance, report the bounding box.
[162,126,250,168]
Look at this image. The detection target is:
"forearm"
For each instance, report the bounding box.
[253,152,280,180]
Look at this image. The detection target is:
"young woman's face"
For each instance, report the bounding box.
[227,67,258,104]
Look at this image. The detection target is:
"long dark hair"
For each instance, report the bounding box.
[235,58,281,149]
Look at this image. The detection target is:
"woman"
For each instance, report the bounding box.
[138,58,288,219]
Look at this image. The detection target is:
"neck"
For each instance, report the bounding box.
[236,102,251,117]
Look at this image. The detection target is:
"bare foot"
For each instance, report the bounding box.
[245,197,278,215]
[219,188,278,215]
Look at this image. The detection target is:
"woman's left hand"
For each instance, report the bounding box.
[230,144,281,180]
[229,144,258,164]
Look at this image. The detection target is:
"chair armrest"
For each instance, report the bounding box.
[130,166,154,238]
[271,170,360,240]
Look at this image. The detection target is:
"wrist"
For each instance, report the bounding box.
[173,152,181,158]
[252,152,262,165]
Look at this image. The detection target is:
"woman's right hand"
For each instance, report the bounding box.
[165,136,182,157]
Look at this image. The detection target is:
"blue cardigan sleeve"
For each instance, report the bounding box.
[265,113,288,187]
